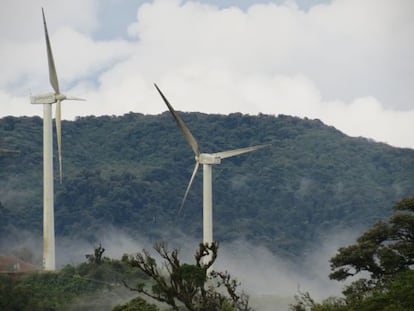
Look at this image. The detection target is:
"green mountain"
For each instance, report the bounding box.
[1,113,413,257]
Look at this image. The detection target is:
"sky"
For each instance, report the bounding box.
[1,0,413,149]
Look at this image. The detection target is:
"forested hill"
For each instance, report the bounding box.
[1,113,413,257]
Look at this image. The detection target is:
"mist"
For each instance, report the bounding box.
[214,230,360,310]
[0,226,361,311]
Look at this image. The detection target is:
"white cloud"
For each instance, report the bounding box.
[1,0,413,149]
[0,0,99,41]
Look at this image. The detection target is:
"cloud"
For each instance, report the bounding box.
[214,229,361,311]
[1,0,413,149]
[0,0,99,41]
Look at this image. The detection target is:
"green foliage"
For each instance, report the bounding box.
[1,113,414,257]
[0,274,34,311]
[112,296,159,311]
[0,269,95,310]
[335,270,414,311]
[290,197,414,311]
[0,252,148,311]
[329,196,414,282]
[292,270,414,311]
[291,291,347,311]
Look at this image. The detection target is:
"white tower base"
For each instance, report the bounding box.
[203,164,213,266]
[43,103,55,270]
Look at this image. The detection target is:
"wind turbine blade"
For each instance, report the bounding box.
[0,148,19,154]
[42,8,60,94]
[214,144,270,159]
[154,83,200,156]
[55,100,63,183]
[65,95,86,101]
[178,161,200,214]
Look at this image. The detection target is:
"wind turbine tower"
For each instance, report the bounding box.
[30,8,84,270]
[155,84,268,262]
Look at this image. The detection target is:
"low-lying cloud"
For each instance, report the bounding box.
[1,226,361,311]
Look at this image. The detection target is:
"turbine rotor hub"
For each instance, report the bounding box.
[55,94,66,101]
[198,153,221,165]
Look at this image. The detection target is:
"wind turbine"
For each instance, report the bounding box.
[154,84,268,260]
[30,8,84,270]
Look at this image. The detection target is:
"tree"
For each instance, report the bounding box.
[329,196,414,283]
[290,196,414,311]
[85,243,106,264]
[122,242,252,311]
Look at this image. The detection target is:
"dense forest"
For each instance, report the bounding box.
[1,112,414,261]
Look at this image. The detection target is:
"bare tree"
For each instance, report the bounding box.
[123,242,252,311]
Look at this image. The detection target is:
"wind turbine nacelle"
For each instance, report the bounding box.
[31,93,66,105]
[198,153,221,165]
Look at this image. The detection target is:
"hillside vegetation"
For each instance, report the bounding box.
[1,113,413,257]
[0,252,148,311]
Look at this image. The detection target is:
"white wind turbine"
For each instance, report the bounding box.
[30,8,84,270]
[154,84,268,258]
